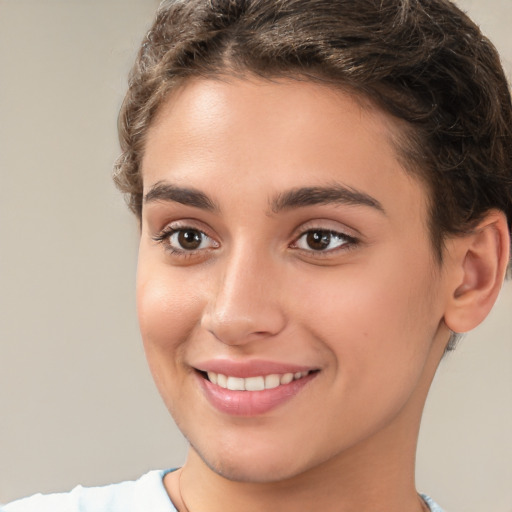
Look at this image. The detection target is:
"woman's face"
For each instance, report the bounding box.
[137,77,452,482]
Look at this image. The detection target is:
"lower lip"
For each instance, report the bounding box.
[197,372,317,416]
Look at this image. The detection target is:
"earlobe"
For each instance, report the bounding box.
[444,210,510,334]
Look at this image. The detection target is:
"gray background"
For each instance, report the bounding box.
[0,1,510,510]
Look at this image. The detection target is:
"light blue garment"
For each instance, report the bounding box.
[4,469,445,511]
[421,494,446,512]
[3,470,177,512]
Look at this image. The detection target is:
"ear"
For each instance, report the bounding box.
[443,210,510,334]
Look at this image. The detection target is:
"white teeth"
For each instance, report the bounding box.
[217,373,227,388]
[245,376,265,391]
[206,370,311,390]
[264,374,281,389]
[227,376,245,391]
[280,373,294,385]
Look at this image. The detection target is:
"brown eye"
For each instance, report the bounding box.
[177,229,203,250]
[294,229,353,252]
[162,227,218,252]
[306,230,332,251]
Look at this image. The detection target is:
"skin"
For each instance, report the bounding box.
[136,77,506,512]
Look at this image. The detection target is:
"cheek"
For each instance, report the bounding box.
[292,263,440,434]
[136,265,205,372]
[136,265,208,419]
[292,252,440,375]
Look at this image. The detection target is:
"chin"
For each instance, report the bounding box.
[187,432,326,484]
[200,452,303,483]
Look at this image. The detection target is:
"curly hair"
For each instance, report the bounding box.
[114,0,512,272]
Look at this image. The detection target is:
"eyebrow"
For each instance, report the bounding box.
[270,184,385,214]
[143,181,385,215]
[144,182,218,211]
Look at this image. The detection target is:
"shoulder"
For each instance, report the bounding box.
[3,469,177,512]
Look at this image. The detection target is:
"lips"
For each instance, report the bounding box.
[194,360,319,416]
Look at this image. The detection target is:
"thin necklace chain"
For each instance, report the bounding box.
[178,469,191,512]
[420,497,431,512]
[177,469,430,512]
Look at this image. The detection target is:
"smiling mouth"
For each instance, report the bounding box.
[199,370,315,391]
[196,367,320,415]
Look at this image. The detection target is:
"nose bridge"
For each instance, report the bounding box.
[202,242,286,345]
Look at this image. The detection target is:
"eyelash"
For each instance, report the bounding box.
[152,225,218,256]
[152,225,359,258]
[291,228,359,256]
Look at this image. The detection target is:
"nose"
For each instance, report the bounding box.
[201,247,287,346]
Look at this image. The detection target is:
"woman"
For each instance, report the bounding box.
[5,0,511,511]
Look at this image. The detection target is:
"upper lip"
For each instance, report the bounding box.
[194,359,318,378]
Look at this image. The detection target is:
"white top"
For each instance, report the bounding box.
[3,470,177,512]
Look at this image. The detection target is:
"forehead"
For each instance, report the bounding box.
[142,77,428,226]
[146,77,401,162]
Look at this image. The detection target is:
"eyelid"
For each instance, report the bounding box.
[290,219,359,242]
[153,218,217,239]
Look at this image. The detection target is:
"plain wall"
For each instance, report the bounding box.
[0,1,510,510]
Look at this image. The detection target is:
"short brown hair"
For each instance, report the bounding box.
[114,0,512,268]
